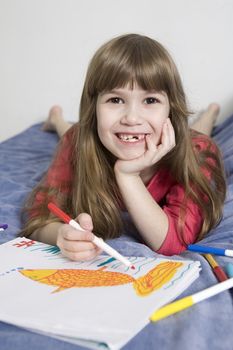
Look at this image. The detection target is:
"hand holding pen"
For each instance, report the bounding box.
[55,211,103,262]
[48,203,135,269]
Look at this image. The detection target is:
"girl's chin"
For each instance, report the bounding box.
[117,150,145,161]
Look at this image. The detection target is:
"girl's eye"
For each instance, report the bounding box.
[144,97,159,104]
[108,97,124,104]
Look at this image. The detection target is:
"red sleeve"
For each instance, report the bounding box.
[156,184,202,255]
[32,126,75,213]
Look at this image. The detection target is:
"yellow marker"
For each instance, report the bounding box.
[150,296,193,322]
[150,277,233,322]
[204,253,228,282]
[204,254,218,268]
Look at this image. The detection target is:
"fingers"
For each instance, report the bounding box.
[62,246,102,262]
[146,118,175,161]
[60,239,96,252]
[61,228,94,241]
[161,118,176,150]
[76,213,94,231]
[56,213,102,261]
[58,233,102,261]
[145,134,158,152]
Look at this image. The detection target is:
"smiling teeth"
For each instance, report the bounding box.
[117,134,145,142]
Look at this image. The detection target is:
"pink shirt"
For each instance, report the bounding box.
[35,126,215,256]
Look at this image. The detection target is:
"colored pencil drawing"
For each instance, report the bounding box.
[19,261,183,296]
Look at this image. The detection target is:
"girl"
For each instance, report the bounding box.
[21,34,226,260]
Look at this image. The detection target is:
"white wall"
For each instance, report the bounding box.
[0,0,233,141]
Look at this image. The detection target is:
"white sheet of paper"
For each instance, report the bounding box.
[0,238,201,350]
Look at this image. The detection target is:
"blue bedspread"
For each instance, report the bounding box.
[1,117,233,350]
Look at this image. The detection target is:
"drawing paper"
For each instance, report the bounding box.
[0,238,201,349]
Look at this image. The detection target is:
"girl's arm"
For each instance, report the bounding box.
[114,118,175,251]
[115,172,168,250]
[29,222,63,246]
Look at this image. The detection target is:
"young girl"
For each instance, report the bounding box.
[21,33,226,260]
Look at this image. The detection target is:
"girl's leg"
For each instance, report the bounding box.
[42,105,72,138]
[190,103,220,136]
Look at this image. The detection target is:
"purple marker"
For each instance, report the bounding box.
[0,224,8,230]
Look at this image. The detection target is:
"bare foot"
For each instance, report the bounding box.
[191,103,220,136]
[204,103,220,124]
[42,105,72,138]
[42,105,64,132]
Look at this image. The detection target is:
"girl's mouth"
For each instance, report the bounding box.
[116,133,147,143]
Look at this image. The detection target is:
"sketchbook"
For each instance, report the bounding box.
[0,237,201,350]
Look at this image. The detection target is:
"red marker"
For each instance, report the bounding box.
[204,254,228,282]
[48,203,135,270]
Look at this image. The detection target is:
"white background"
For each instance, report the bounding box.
[0,0,233,141]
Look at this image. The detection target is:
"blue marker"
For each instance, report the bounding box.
[188,244,233,257]
[226,263,233,278]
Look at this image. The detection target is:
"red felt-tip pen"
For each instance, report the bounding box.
[204,254,228,282]
[48,202,135,270]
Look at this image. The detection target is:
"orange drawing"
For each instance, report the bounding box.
[20,261,183,296]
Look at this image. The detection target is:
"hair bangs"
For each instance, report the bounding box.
[90,35,171,96]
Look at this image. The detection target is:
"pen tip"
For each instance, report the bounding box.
[131,265,136,270]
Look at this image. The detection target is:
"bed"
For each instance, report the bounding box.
[1,116,233,350]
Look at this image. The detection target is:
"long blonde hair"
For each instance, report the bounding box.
[22,34,226,243]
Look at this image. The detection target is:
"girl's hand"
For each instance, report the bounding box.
[115,118,175,176]
[56,213,102,261]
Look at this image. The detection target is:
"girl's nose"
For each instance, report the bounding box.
[121,104,142,125]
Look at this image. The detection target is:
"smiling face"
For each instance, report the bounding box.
[96,84,170,160]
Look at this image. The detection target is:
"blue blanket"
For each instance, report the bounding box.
[1,117,233,350]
